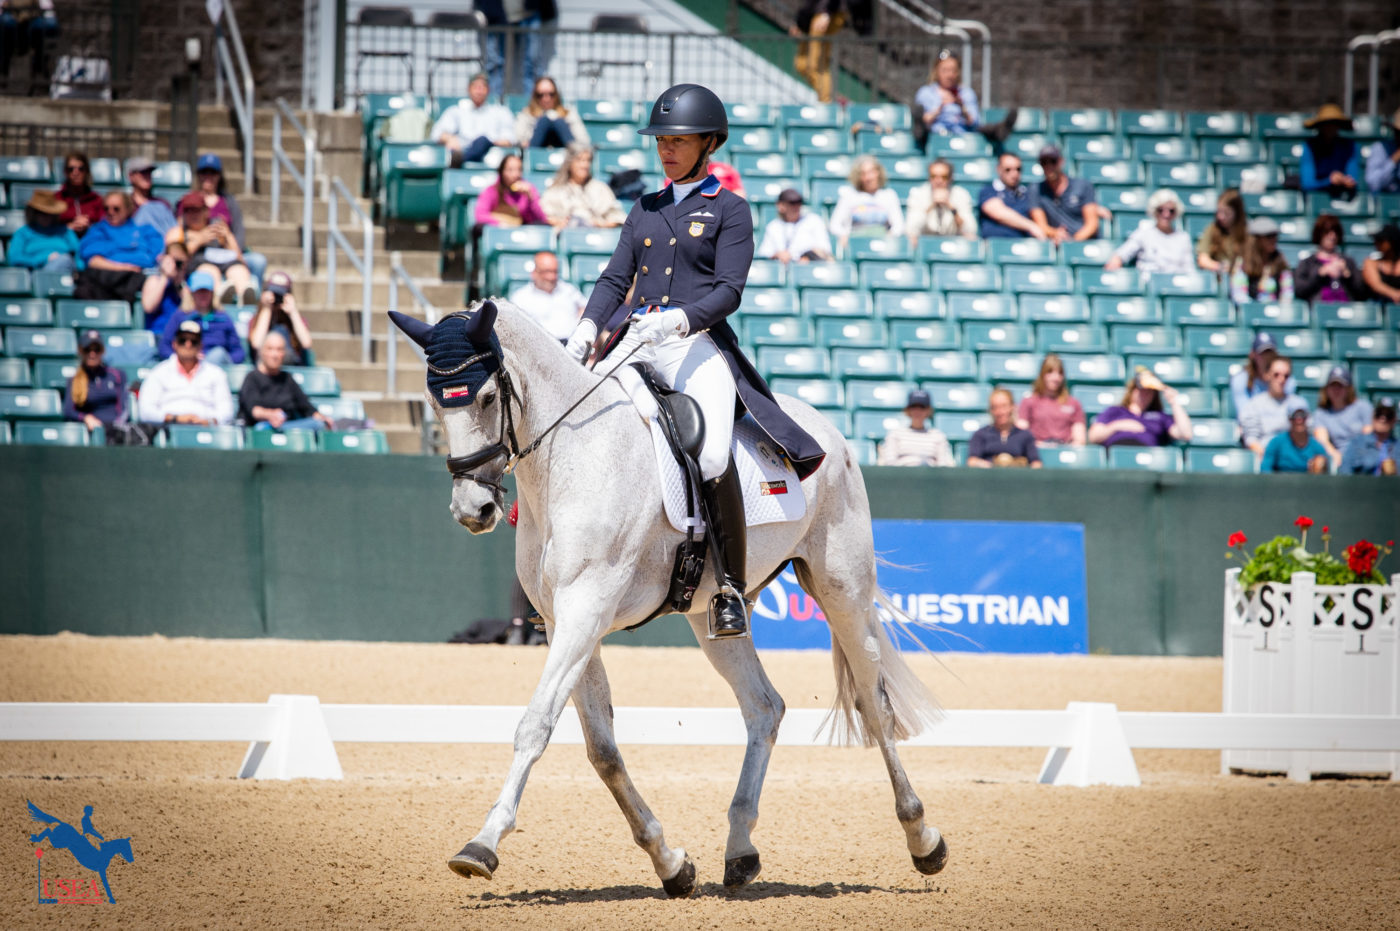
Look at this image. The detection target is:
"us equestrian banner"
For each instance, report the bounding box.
[752,520,1088,654]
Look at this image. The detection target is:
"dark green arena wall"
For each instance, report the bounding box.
[1,447,1395,654]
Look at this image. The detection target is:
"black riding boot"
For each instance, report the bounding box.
[701,459,748,638]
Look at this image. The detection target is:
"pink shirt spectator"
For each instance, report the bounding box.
[1018,394,1085,445]
[474,183,548,227]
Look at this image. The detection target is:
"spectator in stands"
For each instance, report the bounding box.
[1029,145,1098,243]
[1228,217,1293,304]
[515,77,588,150]
[1339,397,1397,476]
[1361,225,1400,305]
[507,250,585,341]
[1195,188,1246,274]
[1103,189,1194,279]
[158,271,245,366]
[190,153,263,282]
[1313,365,1373,471]
[829,155,903,251]
[53,150,103,235]
[431,72,518,169]
[75,192,163,302]
[1294,214,1368,303]
[238,330,332,433]
[906,158,975,243]
[540,143,626,229]
[878,388,955,467]
[474,153,548,228]
[790,0,845,104]
[249,271,313,367]
[977,153,1043,240]
[168,192,257,306]
[6,190,79,271]
[140,319,235,427]
[757,187,833,263]
[1299,104,1360,198]
[705,160,747,199]
[126,157,175,235]
[910,50,1016,153]
[63,329,127,431]
[968,388,1041,468]
[1261,397,1329,474]
[140,243,189,335]
[477,0,544,97]
[1365,107,1400,193]
[1088,367,1192,449]
[1230,332,1295,424]
[1240,355,1301,456]
[1017,353,1086,446]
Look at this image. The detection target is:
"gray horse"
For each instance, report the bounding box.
[389,299,947,896]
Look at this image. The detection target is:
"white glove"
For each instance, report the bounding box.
[564,319,597,364]
[627,309,689,345]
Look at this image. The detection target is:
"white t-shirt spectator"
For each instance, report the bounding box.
[829,186,904,240]
[1111,220,1196,278]
[139,356,235,424]
[756,212,833,261]
[508,280,586,341]
[431,100,517,148]
[905,183,976,239]
[878,425,956,467]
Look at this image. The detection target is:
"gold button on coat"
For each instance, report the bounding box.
[662,295,669,303]
[665,267,672,275]
[644,238,652,247]
[641,266,648,274]
[669,237,677,245]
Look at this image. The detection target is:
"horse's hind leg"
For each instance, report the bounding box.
[688,615,785,888]
[571,648,696,897]
[793,559,948,876]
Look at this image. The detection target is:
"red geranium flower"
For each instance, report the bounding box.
[1345,540,1379,577]
[1227,531,1247,547]
[1294,515,1314,530]
[1322,526,1329,534]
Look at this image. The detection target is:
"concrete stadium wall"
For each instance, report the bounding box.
[0,447,1395,654]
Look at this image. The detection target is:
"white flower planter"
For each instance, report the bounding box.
[1222,568,1400,780]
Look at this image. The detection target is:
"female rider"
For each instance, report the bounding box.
[564,83,826,639]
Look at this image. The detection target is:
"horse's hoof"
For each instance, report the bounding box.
[661,855,697,898]
[723,852,761,887]
[448,842,498,881]
[912,836,948,875]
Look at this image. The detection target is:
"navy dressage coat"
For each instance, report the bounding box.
[581,174,826,480]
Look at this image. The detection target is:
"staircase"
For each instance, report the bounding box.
[186,103,458,454]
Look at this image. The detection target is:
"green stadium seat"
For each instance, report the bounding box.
[1109,445,1182,471]
[492,253,537,292]
[945,156,995,185]
[101,330,156,360]
[0,297,53,326]
[480,224,555,259]
[1050,108,1115,134]
[927,134,991,158]
[979,350,1039,383]
[0,208,25,238]
[1187,111,1251,138]
[801,288,871,317]
[319,429,390,454]
[987,239,1055,266]
[857,132,917,157]
[597,149,659,177]
[858,261,928,291]
[848,238,911,261]
[1095,186,1148,215]
[360,92,429,135]
[781,103,841,128]
[1179,189,1218,216]
[1187,328,1253,358]
[248,428,319,452]
[770,377,844,409]
[526,147,568,174]
[223,364,252,394]
[1060,353,1126,384]
[6,326,75,358]
[1066,133,1133,160]
[0,387,63,419]
[1120,109,1183,136]
[728,127,785,154]
[55,299,131,330]
[1243,190,1304,216]
[1040,445,1106,469]
[1076,159,1143,186]
[787,128,848,156]
[32,271,75,298]
[746,316,814,347]
[843,436,875,465]
[845,379,915,410]
[924,383,990,413]
[739,288,799,316]
[906,349,977,381]
[933,411,985,442]
[1200,139,1268,165]
[1354,361,1400,392]
[0,421,11,442]
[1306,192,1374,218]
[0,268,31,296]
[876,155,926,181]
[568,254,610,285]
[847,103,912,133]
[31,359,75,389]
[1275,329,1329,359]
[965,322,1033,352]
[746,260,788,288]
[286,366,341,397]
[316,397,367,421]
[1146,162,1214,189]
[1187,448,1256,474]
[1266,139,1305,168]
[758,346,830,379]
[985,107,1047,133]
[1164,297,1235,327]
[874,290,943,320]
[1148,272,1217,297]
[792,262,858,289]
[1292,360,1332,390]
[379,144,451,222]
[1111,324,1182,356]
[1080,267,1145,298]
[1138,138,1198,162]
[1256,112,1309,138]
[817,318,886,349]
[558,227,621,258]
[1005,134,1052,162]
[1021,294,1090,322]
[1175,386,1220,417]
[0,357,30,387]
[575,98,636,122]
[1006,265,1073,294]
[1036,322,1108,353]
[437,168,497,251]
[1128,355,1201,387]
[1217,163,1284,189]
[814,407,852,437]
[1202,357,1243,389]
[936,265,1001,294]
[831,348,903,379]
[801,153,854,179]
[725,101,774,127]
[947,292,1016,321]
[733,153,799,179]
[149,159,192,188]
[0,155,52,182]
[1090,295,1160,324]
[13,421,89,446]
[585,122,635,150]
[1333,330,1400,360]
[890,320,959,350]
[1071,384,1121,416]
[852,409,904,442]
[1189,418,1240,447]
[918,237,986,264]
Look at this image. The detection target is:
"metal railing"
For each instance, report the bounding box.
[1345,29,1400,120]
[270,98,318,272]
[326,177,376,366]
[386,253,441,453]
[212,1,255,194]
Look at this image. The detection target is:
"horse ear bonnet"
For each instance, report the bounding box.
[425,308,502,408]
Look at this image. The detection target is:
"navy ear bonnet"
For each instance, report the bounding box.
[425,310,502,408]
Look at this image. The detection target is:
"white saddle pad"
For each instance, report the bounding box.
[611,365,806,534]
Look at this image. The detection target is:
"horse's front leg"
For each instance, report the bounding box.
[448,589,613,882]
[571,648,697,897]
[689,616,785,889]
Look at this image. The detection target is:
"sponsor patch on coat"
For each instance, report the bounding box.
[442,385,471,400]
[759,480,788,496]
[688,221,705,237]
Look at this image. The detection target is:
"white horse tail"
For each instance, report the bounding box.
[823,588,944,748]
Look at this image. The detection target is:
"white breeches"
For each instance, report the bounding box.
[632,331,737,480]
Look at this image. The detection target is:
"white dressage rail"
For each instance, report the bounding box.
[3,698,1399,787]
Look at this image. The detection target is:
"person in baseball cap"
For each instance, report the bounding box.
[1261,395,1329,473]
[755,186,833,264]
[158,270,247,366]
[1232,217,1289,303]
[877,388,955,467]
[251,270,314,366]
[65,328,130,431]
[1029,142,1100,243]
[1338,396,1397,476]
[1230,331,1293,425]
[126,156,176,235]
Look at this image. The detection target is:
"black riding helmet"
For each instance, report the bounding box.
[639,84,729,182]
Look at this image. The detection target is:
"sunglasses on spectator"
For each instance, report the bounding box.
[535,89,557,98]
[105,205,124,214]
[174,335,200,345]
[82,345,103,353]
[1156,207,1177,215]
[66,164,86,174]
[1377,411,1397,421]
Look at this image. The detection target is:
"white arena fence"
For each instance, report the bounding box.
[3,697,1399,786]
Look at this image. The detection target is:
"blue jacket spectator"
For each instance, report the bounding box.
[79,193,163,270]
[1298,105,1362,197]
[125,156,176,235]
[7,190,81,271]
[1339,398,1397,475]
[978,154,1044,239]
[159,271,246,366]
[1366,109,1400,193]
